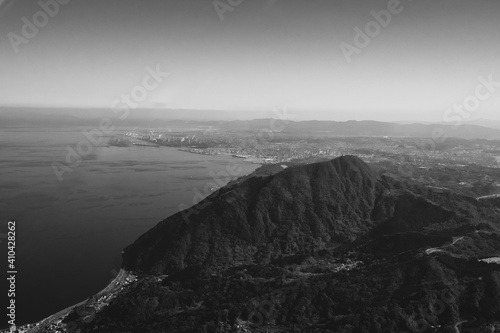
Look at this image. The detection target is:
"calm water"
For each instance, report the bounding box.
[0,124,259,326]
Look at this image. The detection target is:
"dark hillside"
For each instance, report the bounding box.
[73,156,500,332]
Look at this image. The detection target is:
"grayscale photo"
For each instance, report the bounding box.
[1,0,500,332]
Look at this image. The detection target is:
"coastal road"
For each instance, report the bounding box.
[26,269,130,333]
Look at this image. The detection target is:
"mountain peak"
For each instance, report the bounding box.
[122,156,384,274]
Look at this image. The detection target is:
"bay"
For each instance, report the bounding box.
[0,124,259,325]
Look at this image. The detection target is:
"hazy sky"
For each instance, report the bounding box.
[1,0,499,121]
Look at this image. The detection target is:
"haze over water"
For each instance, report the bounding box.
[1,0,499,329]
[0,119,259,325]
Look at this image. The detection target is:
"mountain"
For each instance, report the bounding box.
[464,119,500,131]
[4,108,500,140]
[222,119,500,140]
[69,157,500,332]
[122,156,383,274]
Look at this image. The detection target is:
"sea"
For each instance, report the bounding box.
[0,122,259,326]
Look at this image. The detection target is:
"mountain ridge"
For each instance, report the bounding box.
[121,156,488,276]
[62,156,500,332]
[122,156,387,274]
[221,119,500,140]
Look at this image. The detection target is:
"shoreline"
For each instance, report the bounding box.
[12,270,135,333]
[177,147,266,164]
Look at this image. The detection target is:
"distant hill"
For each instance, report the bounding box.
[4,107,500,140]
[464,119,500,130]
[222,119,500,140]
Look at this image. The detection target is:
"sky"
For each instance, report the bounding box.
[0,0,499,121]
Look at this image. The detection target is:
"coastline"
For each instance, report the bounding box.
[12,270,136,333]
[177,147,265,164]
